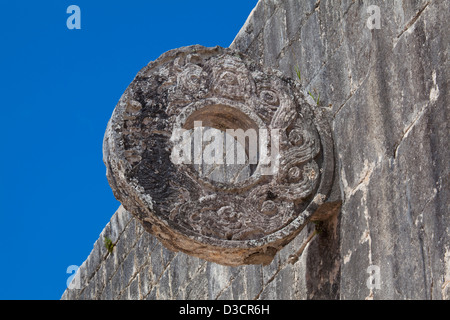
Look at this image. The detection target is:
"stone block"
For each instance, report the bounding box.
[206,262,233,299]
[275,265,295,300]
[100,281,112,300]
[231,270,246,299]
[263,7,287,67]
[158,270,172,299]
[139,265,153,299]
[111,266,123,300]
[185,272,208,300]
[169,254,188,296]
[284,0,316,40]
[129,275,140,300]
[244,265,263,299]
[150,245,164,282]
[122,248,136,287]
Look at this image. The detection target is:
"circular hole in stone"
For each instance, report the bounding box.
[182,105,260,184]
[190,127,252,184]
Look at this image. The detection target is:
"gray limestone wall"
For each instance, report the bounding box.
[62,0,449,300]
[61,205,324,300]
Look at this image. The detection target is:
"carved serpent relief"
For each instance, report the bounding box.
[103,45,335,266]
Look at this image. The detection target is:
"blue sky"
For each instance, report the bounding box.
[0,0,257,300]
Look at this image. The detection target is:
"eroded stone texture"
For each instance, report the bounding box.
[232,0,449,299]
[103,45,336,266]
[63,0,448,301]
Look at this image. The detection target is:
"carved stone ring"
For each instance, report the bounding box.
[103,45,335,266]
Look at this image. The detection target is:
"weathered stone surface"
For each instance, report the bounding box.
[103,45,337,266]
[63,0,448,300]
[232,0,449,300]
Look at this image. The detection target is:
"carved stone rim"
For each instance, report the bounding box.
[163,104,334,250]
[103,45,336,265]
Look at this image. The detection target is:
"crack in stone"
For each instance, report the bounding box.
[332,55,376,120]
[254,235,315,300]
[396,2,430,39]
[393,103,429,159]
[342,1,355,17]
[214,271,238,300]
[254,264,282,300]
[169,259,208,299]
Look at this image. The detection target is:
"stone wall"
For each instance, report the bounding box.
[61,205,327,300]
[62,0,449,300]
